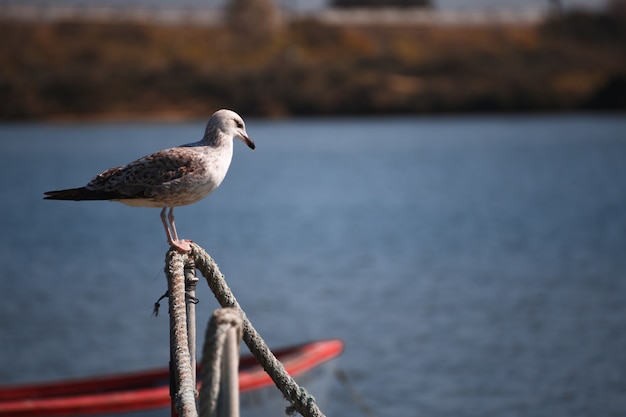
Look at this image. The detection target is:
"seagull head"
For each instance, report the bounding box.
[208,109,255,150]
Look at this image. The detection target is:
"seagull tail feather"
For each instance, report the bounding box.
[44,187,123,201]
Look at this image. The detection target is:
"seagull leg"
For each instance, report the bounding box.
[160,207,192,252]
[168,207,181,242]
[160,207,175,244]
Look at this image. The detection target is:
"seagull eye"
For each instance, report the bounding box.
[235,120,244,129]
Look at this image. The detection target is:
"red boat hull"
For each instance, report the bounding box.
[0,339,343,417]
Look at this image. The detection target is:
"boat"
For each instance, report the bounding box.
[0,339,343,417]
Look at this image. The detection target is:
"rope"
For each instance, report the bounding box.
[335,369,379,417]
[199,308,243,417]
[165,242,326,417]
[164,249,199,417]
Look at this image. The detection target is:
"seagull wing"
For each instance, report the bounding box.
[89,147,203,199]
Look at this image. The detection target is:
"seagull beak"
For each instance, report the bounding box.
[240,134,255,150]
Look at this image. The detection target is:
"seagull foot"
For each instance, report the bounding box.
[171,239,193,253]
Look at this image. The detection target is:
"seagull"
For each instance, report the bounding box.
[44,109,255,252]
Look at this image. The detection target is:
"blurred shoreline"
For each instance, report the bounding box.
[1,7,625,121]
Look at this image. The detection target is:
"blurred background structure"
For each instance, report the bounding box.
[0,0,624,119]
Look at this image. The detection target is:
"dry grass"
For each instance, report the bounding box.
[0,11,624,120]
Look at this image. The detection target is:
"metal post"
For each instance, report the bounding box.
[184,259,199,389]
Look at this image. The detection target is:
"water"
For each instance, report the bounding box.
[1,114,625,417]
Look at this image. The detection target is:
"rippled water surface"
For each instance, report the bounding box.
[1,114,625,417]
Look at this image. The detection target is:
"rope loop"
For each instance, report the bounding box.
[164,243,327,417]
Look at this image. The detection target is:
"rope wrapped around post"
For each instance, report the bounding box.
[165,250,199,417]
[164,242,326,417]
[199,308,243,417]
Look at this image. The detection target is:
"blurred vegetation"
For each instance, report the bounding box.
[0,8,624,120]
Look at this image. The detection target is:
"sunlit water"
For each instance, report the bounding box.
[1,114,625,417]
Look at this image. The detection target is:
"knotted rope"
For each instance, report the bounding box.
[164,242,325,417]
